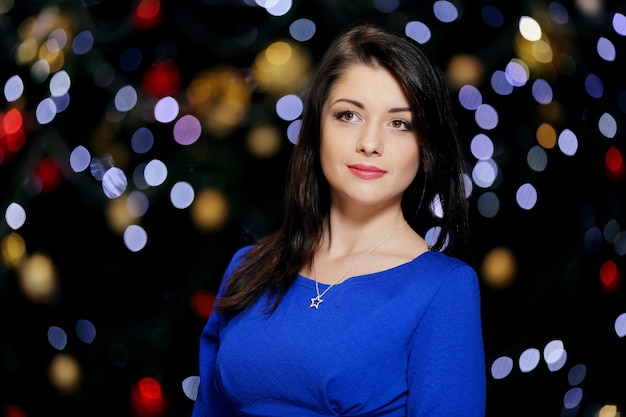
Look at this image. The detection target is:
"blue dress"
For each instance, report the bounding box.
[192,245,486,417]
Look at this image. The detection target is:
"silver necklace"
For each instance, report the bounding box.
[309,220,408,309]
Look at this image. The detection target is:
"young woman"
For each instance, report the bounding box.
[192,23,486,416]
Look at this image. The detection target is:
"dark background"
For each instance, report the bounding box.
[1,0,625,416]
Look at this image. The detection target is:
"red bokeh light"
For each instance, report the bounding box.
[133,0,162,30]
[3,108,23,135]
[605,146,625,180]
[3,404,27,417]
[191,290,216,319]
[36,157,62,192]
[130,377,166,417]
[599,260,621,293]
[6,130,25,152]
[142,60,180,97]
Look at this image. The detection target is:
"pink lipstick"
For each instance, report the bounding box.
[347,164,387,179]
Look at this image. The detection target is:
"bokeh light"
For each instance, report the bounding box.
[17,252,58,303]
[481,246,517,289]
[48,353,82,394]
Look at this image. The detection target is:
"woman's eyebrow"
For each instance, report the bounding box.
[389,107,412,113]
[331,98,411,114]
[331,98,364,108]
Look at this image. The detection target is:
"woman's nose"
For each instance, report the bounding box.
[356,124,382,155]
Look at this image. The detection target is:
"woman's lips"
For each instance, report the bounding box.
[347,164,387,179]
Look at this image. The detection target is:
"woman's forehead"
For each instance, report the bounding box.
[325,64,410,107]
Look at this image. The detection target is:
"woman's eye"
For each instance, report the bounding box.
[391,119,413,131]
[336,111,357,122]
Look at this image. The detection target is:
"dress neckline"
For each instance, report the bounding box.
[296,249,435,288]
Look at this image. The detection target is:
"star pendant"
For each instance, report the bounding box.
[310,295,324,309]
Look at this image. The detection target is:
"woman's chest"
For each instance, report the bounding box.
[215,281,430,415]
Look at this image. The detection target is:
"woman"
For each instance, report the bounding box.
[192,23,486,416]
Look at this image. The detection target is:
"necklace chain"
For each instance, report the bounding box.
[309,220,408,309]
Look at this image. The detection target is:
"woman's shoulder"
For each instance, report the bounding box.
[232,244,255,259]
[222,244,256,275]
[406,250,478,283]
[369,251,480,313]
[415,249,471,268]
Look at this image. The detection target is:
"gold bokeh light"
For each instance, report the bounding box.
[48,353,82,394]
[191,188,229,232]
[481,246,518,289]
[17,252,59,303]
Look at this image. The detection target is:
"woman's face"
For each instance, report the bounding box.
[320,63,420,211]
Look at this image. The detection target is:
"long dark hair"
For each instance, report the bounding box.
[216,23,470,314]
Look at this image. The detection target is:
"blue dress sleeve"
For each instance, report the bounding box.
[407,263,486,416]
[191,246,253,417]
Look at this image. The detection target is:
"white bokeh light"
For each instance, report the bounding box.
[102,167,128,198]
[144,159,168,187]
[491,356,513,379]
[516,183,537,210]
[615,312,626,337]
[170,181,195,209]
[124,224,148,252]
[4,74,24,102]
[5,202,26,230]
[544,339,567,372]
[114,85,138,112]
[49,70,71,97]
[154,96,180,123]
[182,376,200,401]
[70,145,91,172]
[519,348,540,373]
[519,16,542,41]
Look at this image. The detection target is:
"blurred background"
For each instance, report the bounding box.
[0,0,625,416]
